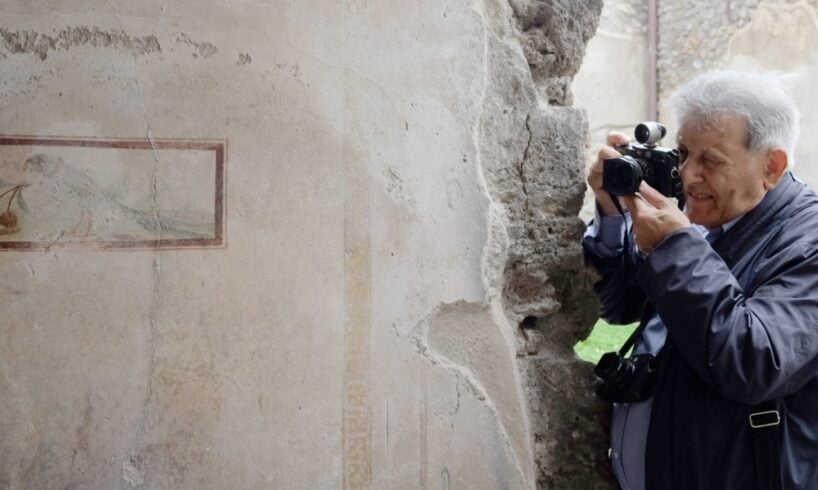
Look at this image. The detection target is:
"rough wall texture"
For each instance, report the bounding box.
[476,0,611,487]
[0,1,606,488]
[658,0,801,95]
[658,0,818,191]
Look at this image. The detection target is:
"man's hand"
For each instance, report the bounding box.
[588,132,630,216]
[622,182,691,254]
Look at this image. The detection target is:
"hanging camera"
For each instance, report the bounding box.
[594,351,661,403]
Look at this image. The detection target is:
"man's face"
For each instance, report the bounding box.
[677,115,769,229]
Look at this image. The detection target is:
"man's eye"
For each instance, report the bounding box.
[678,149,689,162]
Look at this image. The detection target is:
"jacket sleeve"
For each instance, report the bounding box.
[636,227,818,405]
[583,212,647,325]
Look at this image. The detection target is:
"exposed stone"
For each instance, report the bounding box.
[472,0,611,487]
[656,0,818,187]
[508,0,604,83]
[536,75,574,105]
[525,345,613,489]
[659,0,818,94]
[0,26,161,60]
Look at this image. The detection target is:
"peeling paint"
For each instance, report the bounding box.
[175,33,218,59]
[122,456,147,487]
[0,26,160,60]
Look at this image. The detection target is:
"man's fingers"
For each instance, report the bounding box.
[597,146,623,161]
[620,194,641,215]
[606,132,630,147]
[637,182,670,208]
[623,192,657,216]
[620,196,634,213]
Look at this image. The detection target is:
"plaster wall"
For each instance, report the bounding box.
[659,0,818,190]
[0,1,607,489]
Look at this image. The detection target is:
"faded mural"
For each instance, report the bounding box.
[0,137,225,250]
[0,0,606,488]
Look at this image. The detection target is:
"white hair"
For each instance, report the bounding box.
[670,70,801,168]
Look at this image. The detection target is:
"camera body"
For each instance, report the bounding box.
[594,352,659,403]
[602,122,684,204]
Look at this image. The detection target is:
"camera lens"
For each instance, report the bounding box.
[603,154,648,195]
[596,353,623,378]
[595,352,635,388]
[605,156,643,195]
[613,164,636,189]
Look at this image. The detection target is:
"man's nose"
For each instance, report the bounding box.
[680,158,702,185]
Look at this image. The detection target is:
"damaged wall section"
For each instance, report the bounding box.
[480,0,612,487]
[416,0,612,487]
[393,0,610,487]
[0,26,161,60]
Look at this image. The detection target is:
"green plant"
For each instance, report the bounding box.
[574,319,637,364]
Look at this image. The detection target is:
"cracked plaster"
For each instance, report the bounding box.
[415,0,610,487]
[0,0,608,488]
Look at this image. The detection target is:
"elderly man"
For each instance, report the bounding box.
[583,70,818,489]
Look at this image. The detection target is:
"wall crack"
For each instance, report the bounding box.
[474,0,612,487]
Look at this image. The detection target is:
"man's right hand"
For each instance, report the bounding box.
[588,132,631,216]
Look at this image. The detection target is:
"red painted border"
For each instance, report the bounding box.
[0,136,226,251]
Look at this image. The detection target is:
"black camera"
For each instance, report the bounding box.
[602,122,684,205]
[594,352,659,403]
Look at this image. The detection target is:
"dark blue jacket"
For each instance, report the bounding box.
[586,173,818,489]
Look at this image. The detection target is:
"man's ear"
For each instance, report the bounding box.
[763,147,789,190]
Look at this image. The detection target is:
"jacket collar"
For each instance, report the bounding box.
[713,171,801,264]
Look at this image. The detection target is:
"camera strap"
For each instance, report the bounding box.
[607,191,627,217]
[606,191,646,357]
[750,398,783,490]
[617,319,647,357]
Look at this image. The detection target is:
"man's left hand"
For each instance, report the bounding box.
[622,182,691,254]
